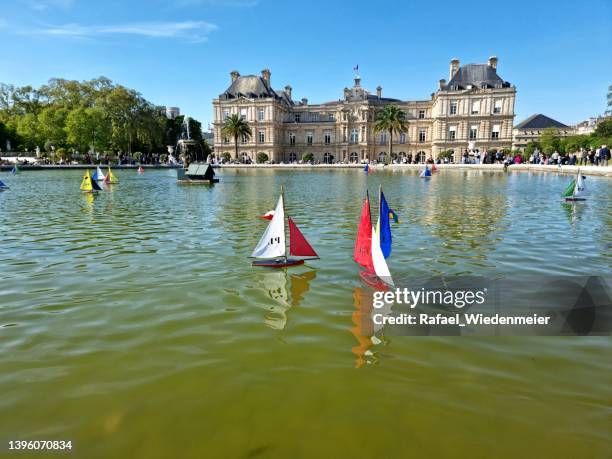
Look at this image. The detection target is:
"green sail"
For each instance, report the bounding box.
[561,179,575,198]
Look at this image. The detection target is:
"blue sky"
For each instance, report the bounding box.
[1,0,610,128]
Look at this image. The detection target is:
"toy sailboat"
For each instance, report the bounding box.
[420,165,432,178]
[363,164,369,173]
[250,186,319,268]
[138,166,144,174]
[354,188,394,288]
[562,170,588,201]
[11,164,20,174]
[92,166,106,181]
[104,166,118,184]
[0,179,9,190]
[431,163,437,172]
[80,170,102,193]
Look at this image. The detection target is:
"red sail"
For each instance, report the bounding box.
[354,197,374,271]
[288,217,318,258]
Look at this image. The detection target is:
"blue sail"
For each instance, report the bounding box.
[363,164,369,173]
[379,191,392,258]
[0,179,8,189]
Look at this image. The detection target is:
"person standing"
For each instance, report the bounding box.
[600,145,610,167]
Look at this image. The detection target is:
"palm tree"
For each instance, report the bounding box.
[374,105,407,164]
[221,114,252,161]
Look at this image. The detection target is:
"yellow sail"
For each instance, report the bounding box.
[107,167,118,183]
[80,170,93,192]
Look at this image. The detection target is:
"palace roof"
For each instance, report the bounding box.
[514,114,570,130]
[443,64,511,90]
[220,75,294,104]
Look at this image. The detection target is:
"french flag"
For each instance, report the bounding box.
[353,64,359,72]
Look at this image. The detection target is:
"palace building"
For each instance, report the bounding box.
[212,57,516,163]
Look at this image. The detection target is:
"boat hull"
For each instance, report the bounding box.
[252,258,305,268]
[564,197,586,201]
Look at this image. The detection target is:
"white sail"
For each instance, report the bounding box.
[251,194,286,258]
[371,222,394,286]
[573,172,588,199]
[94,166,106,181]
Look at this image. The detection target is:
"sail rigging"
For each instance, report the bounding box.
[251,194,286,259]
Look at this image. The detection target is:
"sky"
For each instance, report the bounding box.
[0,0,610,128]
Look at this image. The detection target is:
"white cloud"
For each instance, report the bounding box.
[38,20,218,42]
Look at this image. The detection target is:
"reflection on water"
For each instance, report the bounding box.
[561,201,586,226]
[0,169,610,458]
[259,269,317,329]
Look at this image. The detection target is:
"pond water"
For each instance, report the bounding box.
[1,168,610,458]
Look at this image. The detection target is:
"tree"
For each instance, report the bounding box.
[221,114,251,160]
[16,113,40,150]
[594,118,612,138]
[257,152,269,163]
[540,128,561,154]
[374,105,407,164]
[38,106,68,149]
[302,152,314,163]
[65,107,111,153]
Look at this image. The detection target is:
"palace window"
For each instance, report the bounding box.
[350,152,359,163]
[469,125,478,140]
[363,111,368,121]
[240,108,247,120]
[491,124,501,139]
[324,131,331,145]
[449,101,458,115]
[241,134,248,143]
[289,133,295,145]
[223,137,229,144]
[294,113,301,122]
[258,130,265,143]
[418,110,426,119]
[448,126,457,140]
[399,132,406,144]
[350,128,358,144]
[419,130,426,142]
[289,152,297,163]
[493,100,502,114]
[343,112,348,121]
[380,133,387,145]
[258,109,265,121]
[307,132,313,145]
[416,151,426,163]
[223,109,230,120]
[471,100,480,115]
[378,152,387,163]
[323,152,333,164]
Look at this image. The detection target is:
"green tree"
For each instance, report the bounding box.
[221,114,251,160]
[374,105,407,164]
[16,113,41,150]
[594,118,612,138]
[539,128,560,154]
[38,106,68,149]
[65,107,111,153]
[302,152,314,163]
[257,152,269,163]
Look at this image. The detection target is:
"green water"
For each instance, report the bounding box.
[1,169,610,458]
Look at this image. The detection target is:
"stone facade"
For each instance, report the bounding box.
[213,57,516,163]
[512,114,574,150]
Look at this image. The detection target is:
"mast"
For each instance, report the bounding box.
[281,184,287,262]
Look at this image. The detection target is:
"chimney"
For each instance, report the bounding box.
[449,58,460,80]
[261,68,271,85]
[376,86,382,98]
[343,87,349,100]
[284,85,292,99]
[301,97,308,105]
[488,56,498,69]
[439,78,446,90]
[230,70,240,83]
